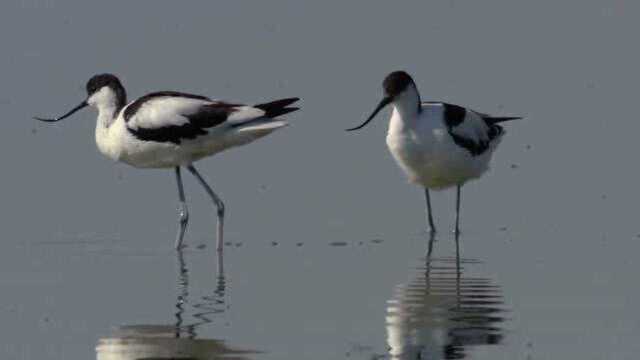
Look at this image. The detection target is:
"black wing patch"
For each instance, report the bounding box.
[448,124,504,156]
[129,122,209,145]
[183,102,238,128]
[126,92,241,144]
[441,102,467,127]
[437,102,504,156]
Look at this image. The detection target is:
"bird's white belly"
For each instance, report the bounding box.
[120,140,186,168]
[98,122,273,169]
[386,126,496,190]
[95,120,211,168]
[119,136,232,169]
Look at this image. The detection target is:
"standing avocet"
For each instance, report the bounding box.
[35,74,299,252]
[347,71,520,234]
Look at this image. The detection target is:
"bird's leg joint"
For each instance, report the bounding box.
[216,200,225,218]
[178,203,189,224]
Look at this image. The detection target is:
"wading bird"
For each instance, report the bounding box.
[35,74,299,252]
[347,71,520,234]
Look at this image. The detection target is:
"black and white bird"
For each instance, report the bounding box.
[347,71,520,234]
[35,74,299,252]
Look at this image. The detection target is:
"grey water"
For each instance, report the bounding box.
[1,0,640,359]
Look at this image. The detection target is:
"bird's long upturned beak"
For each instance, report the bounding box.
[346,96,392,131]
[33,100,88,122]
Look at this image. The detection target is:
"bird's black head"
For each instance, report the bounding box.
[34,73,126,123]
[86,73,126,100]
[346,70,417,132]
[382,71,415,98]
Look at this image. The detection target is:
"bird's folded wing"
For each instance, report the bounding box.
[437,102,500,156]
[448,110,490,145]
[441,103,490,144]
[123,92,270,144]
[126,94,268,130]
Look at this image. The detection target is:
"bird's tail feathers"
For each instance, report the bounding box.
[254,97,300,118]
[484,116,523,125]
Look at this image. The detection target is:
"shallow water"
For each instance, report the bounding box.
[5,234,516,360]
[5,225,637,360]
[2,1,640,359]
[89,237,508,360]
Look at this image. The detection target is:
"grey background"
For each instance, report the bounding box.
[0,0,639,359]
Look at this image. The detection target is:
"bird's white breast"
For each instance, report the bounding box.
[95,110,126,162]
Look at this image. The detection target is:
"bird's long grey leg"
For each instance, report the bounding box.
[424,188,436,234]
[454,185,462,235]
[216,250,225,294]
[454,228,461,308]
[425,231,436,290]
[426,231,436,260]
[175,167,189,249]
[186,164,225,253]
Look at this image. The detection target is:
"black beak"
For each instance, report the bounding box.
[34,100,88,123]
[346,96,392,131]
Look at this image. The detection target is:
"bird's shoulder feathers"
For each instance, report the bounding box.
[422,101,504,156]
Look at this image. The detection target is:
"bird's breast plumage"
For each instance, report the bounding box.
[95,114,127,162]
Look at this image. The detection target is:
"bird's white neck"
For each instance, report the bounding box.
[94,103,122,161]
[391,86,422,126]
[96,103,119,129]
[87,86,126,129]
[84,84,127,162]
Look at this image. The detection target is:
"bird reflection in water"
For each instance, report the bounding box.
[96,251,258,360]
[385,233,507,359]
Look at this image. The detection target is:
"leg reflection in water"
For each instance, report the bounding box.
[175,249,227,339]
[96,250,257,360]
[386,232,507,359]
